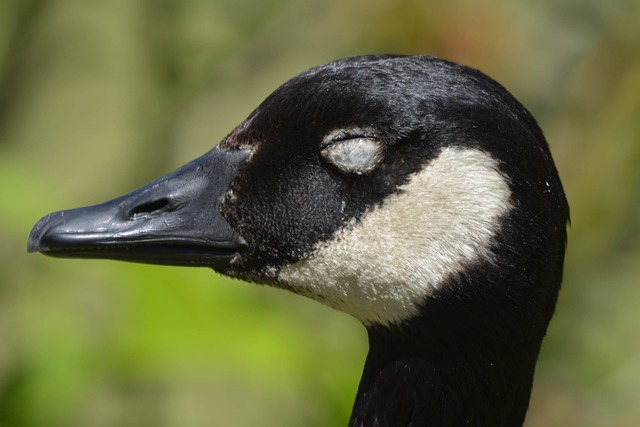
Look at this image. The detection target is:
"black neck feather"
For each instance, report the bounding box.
[348,288,550,427]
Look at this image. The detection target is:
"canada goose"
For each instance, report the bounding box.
[28,55,569,426]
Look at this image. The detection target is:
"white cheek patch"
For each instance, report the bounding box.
[278,147,513,326]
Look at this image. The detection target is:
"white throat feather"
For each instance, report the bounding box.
[278,147,513,326]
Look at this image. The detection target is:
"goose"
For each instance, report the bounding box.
[28,55,569,427]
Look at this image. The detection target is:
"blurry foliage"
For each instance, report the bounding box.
[1,0,639,426]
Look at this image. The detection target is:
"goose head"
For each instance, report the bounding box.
[28,55,569,426]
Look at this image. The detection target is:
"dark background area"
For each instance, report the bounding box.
[1,0,639,426]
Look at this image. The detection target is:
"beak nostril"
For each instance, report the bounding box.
[129,198,171,219]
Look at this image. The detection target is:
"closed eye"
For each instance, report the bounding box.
[320,128,385,175]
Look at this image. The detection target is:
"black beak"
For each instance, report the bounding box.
[28,148,250,270]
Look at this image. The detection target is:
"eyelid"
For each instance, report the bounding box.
[320,137,384,174]
[321,127,382,148]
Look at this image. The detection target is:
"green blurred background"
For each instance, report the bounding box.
[1,0,639,426]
